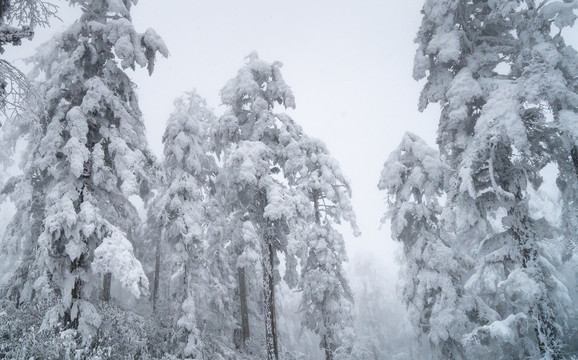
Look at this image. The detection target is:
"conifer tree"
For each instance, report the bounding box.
[213,53,309,360]
[0,0,57,292]
[148,90,218,357]
[214,53,358,360]
[1,0,168,343]
[283,130,358,359]
[407,1,577,358]
[379,132,471,359]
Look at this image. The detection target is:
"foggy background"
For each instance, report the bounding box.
[5,0,576,278]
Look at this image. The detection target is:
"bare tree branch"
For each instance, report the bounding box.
[5,0,59,29]
[0,59,44,128]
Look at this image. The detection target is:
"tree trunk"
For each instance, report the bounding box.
[323,334,333,360]
[314,191,334,360]
[238,266,250,344]
[152,230,162,311]
[102,272,112,301]
[510,195,560,358]
[0,1,7,20]
[313,190,321,225]
[263,239,279,360]
[65,256,83,329]
[372,342,379,360]
[571,146,578,178]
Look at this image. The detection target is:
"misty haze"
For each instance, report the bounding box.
[1,1,578,359]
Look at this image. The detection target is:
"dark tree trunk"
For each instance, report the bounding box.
[238,266,250,344]
[102,272,112,301]
[65,256,83,329]
[0,0,8,21]
[571,146,578,178]
[323,335,333,360]
[263,239,278,360]
[313,190,321,225]
[510,193,560,358]
[152,231,161,311]
[313,191,334,360]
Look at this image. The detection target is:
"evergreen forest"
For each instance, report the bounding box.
[1,1,578,359]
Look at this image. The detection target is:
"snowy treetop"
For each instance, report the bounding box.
[220,52,295,117]
[163,91,216,184]
[379,132,446,204]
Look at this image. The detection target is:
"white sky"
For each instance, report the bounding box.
[128,0,439,269]
[6,1,577,272]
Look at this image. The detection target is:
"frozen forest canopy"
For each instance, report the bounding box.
[0,0,578,360]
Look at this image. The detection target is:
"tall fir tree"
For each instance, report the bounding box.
[147,90,219,357]
[407,1,578,358]
[282,129,359,359]
[212,53,298,360]
[1,0,168,343]
[379,132,472,359]
[0,0,55,291]
[213,53,358,360]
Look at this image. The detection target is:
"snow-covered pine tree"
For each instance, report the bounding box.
[202,205,244,355]
[511,1,578,353]
[0,0,63,303]
[379,132,471,359]
[148,90,218,357]
[520,1,578,270]
[213,53,359,359]
[282,128,359,360]
[1,0,168,344]
[213,52,308,359]
[413,1,575,358]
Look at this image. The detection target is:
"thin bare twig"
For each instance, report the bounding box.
[0,59,45,127]
[5,0,59,29]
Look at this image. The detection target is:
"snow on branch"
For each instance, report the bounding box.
[0,59,44,127]
[0,24,32,50]
[92,229,149,299]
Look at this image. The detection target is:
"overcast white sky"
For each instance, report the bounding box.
[7,1,577,271]
[128,0,439,268]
